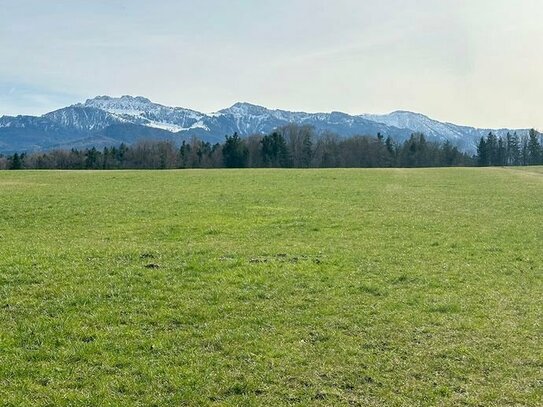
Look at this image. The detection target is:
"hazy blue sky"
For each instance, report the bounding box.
[1,0,542,128]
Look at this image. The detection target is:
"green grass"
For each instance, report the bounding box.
[0,168,542,406]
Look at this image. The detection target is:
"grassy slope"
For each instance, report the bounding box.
[0,168,541,406]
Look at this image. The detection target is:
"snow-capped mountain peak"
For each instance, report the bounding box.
[78,95,205,132]
[219,102,274,117]
[83,95,154,112]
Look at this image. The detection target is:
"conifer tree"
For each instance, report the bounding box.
[9,153,22,170]
[222,133,248,168]
[477,137,488,167]
[528,129,541,165]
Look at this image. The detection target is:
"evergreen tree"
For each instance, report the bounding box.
[497,137,506,166]
[441,140,461,166]
[222,133,248,168]
[385,136,396,167]
[399,133,430,167]
[486,132,498,166]
[261,132,290,167]
[506,132,520,166]
[102,147,110,169]
[521,136,529,166]
[117,143,128,167]
[85,147,100,169]
[178,141,191,168]
[300,133,313,168]
[477,137,488,166]
[528,129,541,165]
[9,153,23,170]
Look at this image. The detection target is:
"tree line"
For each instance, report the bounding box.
[0,124,541,170]
[476,129,543,166]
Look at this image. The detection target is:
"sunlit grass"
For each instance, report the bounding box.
[0,168,542,406]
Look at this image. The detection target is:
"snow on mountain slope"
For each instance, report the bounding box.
[81,95,204,132]
[44,106,123,132]
[214,103,311,135]
[361,111,469,141]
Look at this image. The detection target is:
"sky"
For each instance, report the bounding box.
[0,0,542,129]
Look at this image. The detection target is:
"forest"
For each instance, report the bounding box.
[1,125,541,170]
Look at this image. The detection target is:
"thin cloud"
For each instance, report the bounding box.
[0,0,542,128]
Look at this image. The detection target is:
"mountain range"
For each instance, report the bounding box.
[0,95,531,153]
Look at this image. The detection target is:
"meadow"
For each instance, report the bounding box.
[0,168,541,406]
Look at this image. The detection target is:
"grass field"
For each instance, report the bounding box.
[0,168,542,406]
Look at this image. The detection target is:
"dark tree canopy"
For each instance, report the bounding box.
[222,133,249,168]
[475,130,542,167]
[3,124,541,170]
